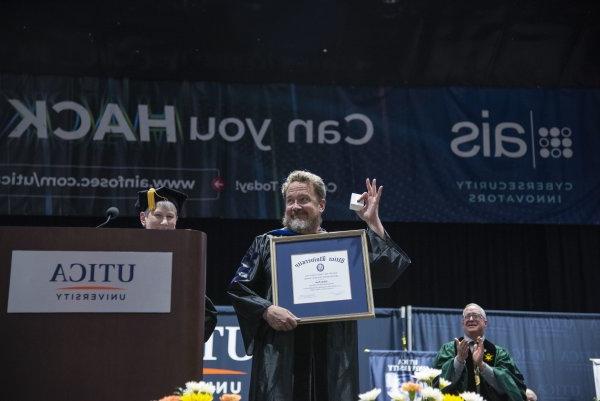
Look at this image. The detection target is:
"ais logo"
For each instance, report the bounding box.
[450,110,573,167]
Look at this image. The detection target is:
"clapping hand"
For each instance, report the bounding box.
[455,337,469,363]
[472,336,485,369]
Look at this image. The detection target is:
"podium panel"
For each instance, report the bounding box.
[0,227,207,401]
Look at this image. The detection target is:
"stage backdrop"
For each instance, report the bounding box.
[411,307,600,401]
[210,306,600,401]
[202,306,252,399]
[205,306,407,400]
[1,74,600,224]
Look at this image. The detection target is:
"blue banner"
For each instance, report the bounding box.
[202,307,600,400]
[202,306,252,400]
[368,350,438,401]
[1,74,599,224]
[411,307,600,401]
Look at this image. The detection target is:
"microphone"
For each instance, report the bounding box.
[96,207,120,228]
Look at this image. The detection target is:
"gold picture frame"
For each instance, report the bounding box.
[270,229,374,323]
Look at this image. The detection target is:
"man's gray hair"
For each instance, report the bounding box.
[144,200,178,215]
[463,303,487,319]
[281,170,326,201]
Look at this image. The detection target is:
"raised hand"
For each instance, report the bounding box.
[355,178,385,237]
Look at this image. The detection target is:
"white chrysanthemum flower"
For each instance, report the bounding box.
[439,378,451,389]
[421,387,443,401]
[358,387,381,400]
[183,381,216,395]
[413,366,442,383]
[387,388,408,401]
[460,391,485,401]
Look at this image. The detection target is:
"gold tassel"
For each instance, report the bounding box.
[147,188,156,211]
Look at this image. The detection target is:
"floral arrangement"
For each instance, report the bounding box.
[358,388,382,400]
[156,381,241,401]
[413,367,443,387]
[459,393,486,401]
[359,365,487,401]
[219,395,242,401]
[400,382,422,400]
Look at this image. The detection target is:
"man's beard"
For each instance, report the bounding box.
[282,213,321,234]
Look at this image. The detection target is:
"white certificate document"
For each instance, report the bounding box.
[290,250,351,305]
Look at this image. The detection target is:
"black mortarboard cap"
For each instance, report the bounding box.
[136,186,188,213]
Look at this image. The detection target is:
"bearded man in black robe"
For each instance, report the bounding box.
[228,170,411,401]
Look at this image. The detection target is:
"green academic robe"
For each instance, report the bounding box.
[433,339,527,401]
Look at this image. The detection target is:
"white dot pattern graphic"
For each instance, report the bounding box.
[538,126,573,159]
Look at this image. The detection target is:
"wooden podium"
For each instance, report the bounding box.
[0,227,207,401]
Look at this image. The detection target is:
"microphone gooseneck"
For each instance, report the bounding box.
[96,207,120,228]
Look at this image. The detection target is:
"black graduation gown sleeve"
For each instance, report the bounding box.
[204,295,218,342]
[366,228,412,288]
[227,234,273,355]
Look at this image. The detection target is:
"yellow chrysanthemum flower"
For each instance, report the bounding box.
[442,395,464,401]
[181,393,213,401]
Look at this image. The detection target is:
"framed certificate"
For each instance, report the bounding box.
[269,229,374,323]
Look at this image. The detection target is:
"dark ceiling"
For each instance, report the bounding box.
[1,0,599,86]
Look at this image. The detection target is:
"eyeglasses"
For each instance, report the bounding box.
[463,313,485,321]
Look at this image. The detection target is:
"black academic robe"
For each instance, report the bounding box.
[228,228,411,401]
